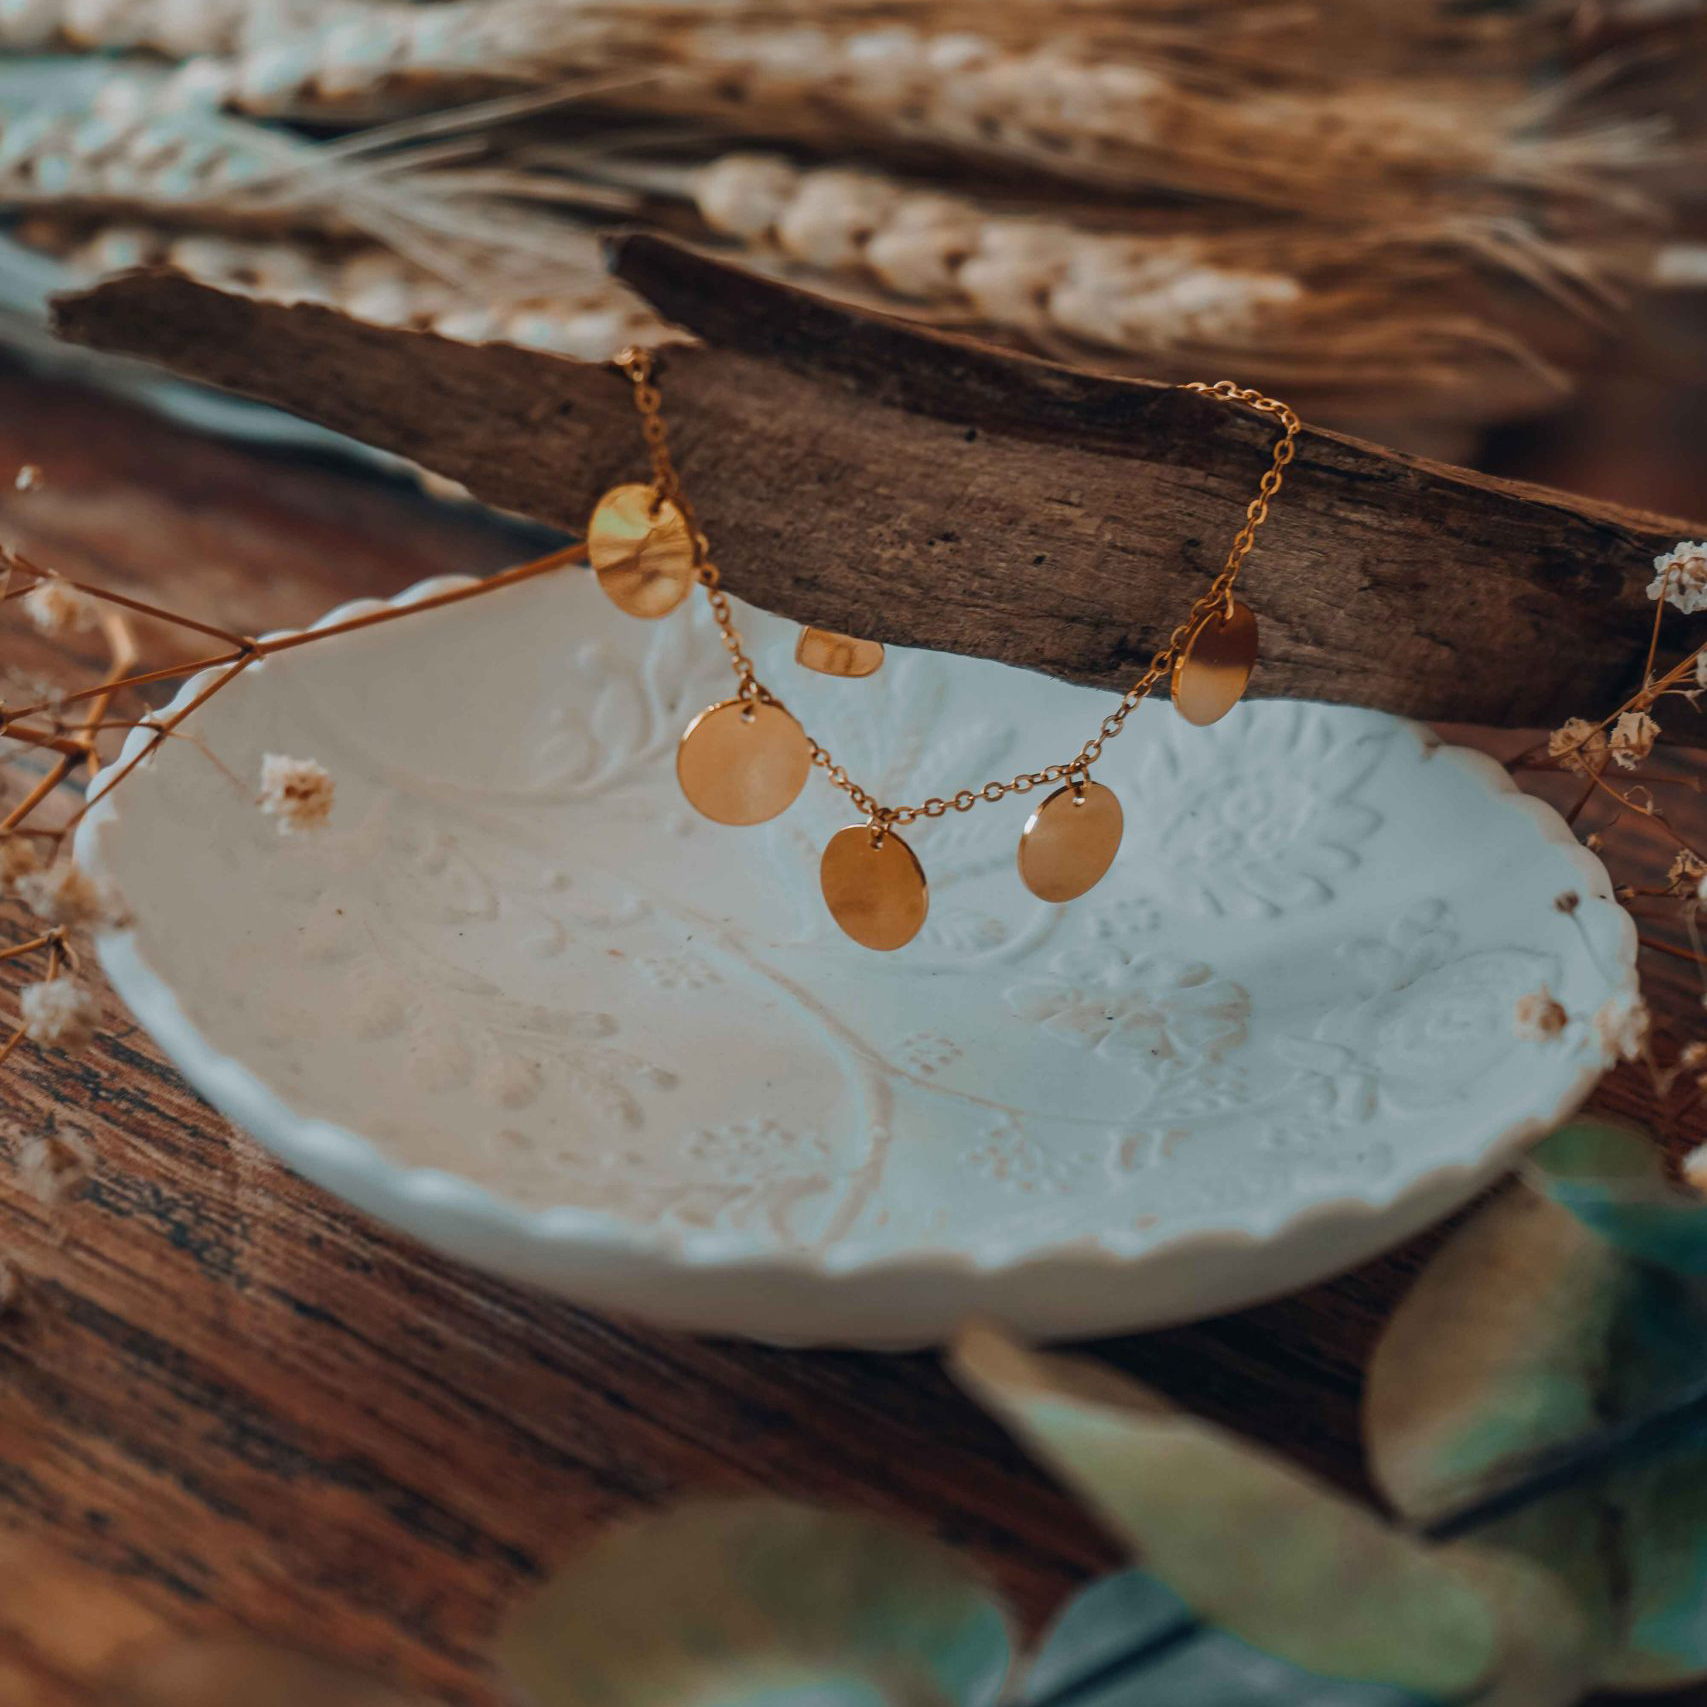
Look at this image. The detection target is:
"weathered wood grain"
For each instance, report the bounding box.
[50,238,1707,729]
[0,368,1701,1707]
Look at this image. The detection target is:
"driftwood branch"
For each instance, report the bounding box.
[52,235,1706,726]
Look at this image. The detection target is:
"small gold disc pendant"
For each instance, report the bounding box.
[795,626,886,678]
[588,482,696,619]
[1017,779,1124,903]
[677,698,811,825]
[1172,600,1258,726]
[821,823,929,951]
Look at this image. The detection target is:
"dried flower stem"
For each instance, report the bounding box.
[0,932,62,966]
[5,541,586,828]
[1,555,249,647]
[1638,937,1707,966]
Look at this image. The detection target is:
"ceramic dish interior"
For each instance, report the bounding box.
[77,569,1636,1346]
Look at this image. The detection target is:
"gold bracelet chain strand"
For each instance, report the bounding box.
[584,350,1300,951]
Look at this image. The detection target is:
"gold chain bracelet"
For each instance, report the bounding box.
[585,349,1300,950]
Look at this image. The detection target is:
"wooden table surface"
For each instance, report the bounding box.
[0,363,1699,1706]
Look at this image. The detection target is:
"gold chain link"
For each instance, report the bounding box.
[615,351,1299,828]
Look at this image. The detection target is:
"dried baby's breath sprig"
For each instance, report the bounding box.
[257,752,333,833]
[14,859,115,928]
[17,1127,92,1204]
[21,575,100,637]
[1548,716,1609,769]
[1665,848,1707,895]
[1594,991,1652,1063]
[14,464,41,492]
[1513,537,1707,1149]
[0,835,43,893]
[1684,1143,1707,1197]
[19,977,99,1055]
[1648,541,1707,615]
[1609,707,1661,771]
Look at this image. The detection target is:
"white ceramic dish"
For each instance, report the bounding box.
[78,570,1636,1347]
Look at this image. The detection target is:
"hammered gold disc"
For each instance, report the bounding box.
[1172,599,1259,727]
[820,825,929,951]
[676,698,811,825]
[588,482,696,619]
[1017,780,1124,903]
[795,626,886,678]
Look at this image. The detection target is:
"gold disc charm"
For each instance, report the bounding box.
[1017,779,1124,903]
[588,482,696,619]
[677,698,811,825]
[1171,599,1258,726]
[821,823,929,951]
[795,626,886,678]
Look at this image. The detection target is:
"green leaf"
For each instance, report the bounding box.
[113,1639,421,1707]
[949,1323,1499,1699]
[1438,1547,1594,1707]
[1366,1185,1707,1690]
[497,1498,1012,1707]
[1528,1118,1707,1275]
[1027,1571,1427,1705]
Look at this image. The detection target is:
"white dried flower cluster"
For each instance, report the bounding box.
[20,977,98,1054]
[1593,992,1650,1063]
[13,463,40,492]
[14,859,111,926]
[0,835,43,893]
[21,575,99,636]
[1547,717,1607,768]
[1647,541,1707,614]
[695,153,1302,353]
[1666,848,1707,896]
[1513,987,1568,1042]
[1608,708,1659,771]
[1685,1143,1707,1198]
[18,1129,90,1206]
[257,752,333,832]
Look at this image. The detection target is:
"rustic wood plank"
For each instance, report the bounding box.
[50,239,1707,729]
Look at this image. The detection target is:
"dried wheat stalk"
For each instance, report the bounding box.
[672,151,1596,401]
[22,1,1668,219]
[0,0,1591,80]
[0,67,678,336]
[30,220,677,362]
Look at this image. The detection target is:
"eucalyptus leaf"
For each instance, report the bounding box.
[1366,1185,1707,1689]
[113,1638,422,1707]
[497,1498,1013,1707]
[1439,1547,1594,1707]
[1527,1119,1707,1275]
[1026,1571,1426,1707]
[949,1323,1499,1699]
